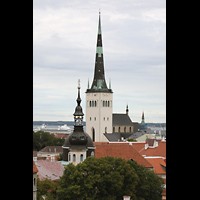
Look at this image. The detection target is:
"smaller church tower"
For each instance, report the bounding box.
[63,80,95,165]
[140,111,147,130]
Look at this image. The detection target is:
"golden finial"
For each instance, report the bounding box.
[99,8,101,14]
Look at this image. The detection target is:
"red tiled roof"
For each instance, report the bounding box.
[94,143,153,168]
[36,160,64,181]
[162,188,166,196]
[33,160,38,173]
[131,142,146,152]
[140,141,166,158]
[145,157,166,174]
[39,146,63,153]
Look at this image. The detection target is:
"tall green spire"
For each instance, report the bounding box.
[86,11,112,93]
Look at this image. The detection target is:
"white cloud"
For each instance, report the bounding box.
[33,0,166,122]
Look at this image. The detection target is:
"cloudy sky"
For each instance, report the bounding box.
[33,0,166,123]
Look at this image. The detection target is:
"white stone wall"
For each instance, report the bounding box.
[69,150,87,165]
[86,92,113,142]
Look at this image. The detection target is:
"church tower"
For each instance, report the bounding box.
[86,12,113,142]
[62,80,95,165]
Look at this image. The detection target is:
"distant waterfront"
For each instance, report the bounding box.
[33,121,166,132]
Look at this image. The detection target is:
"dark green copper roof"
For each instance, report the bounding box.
[86,12,112,93]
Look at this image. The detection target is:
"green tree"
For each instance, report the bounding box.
[33,131,65,151]
[37,177,58,200]
[127,160,164,200]
[57,156,139,200]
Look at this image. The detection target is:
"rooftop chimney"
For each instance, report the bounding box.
[123,196,130,200]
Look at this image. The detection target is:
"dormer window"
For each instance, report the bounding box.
[80,136,85,140]
[72,136,76,140]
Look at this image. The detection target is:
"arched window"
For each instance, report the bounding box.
[105,101,107,107]
[92,101,94,107]
[95,101,97,107]
[80,154,83,162]
[90,101,92,107]
[103,101,105,107]
[108,101,110,107]
[105,127,107,133]
[92,128,95,142]
[124,127,126,132]
[73,154,76,161]
[119,127,121,132]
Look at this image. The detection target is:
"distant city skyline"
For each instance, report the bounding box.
[33,0,166,123]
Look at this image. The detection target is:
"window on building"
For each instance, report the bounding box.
[34,178,36,186]
[90,117,91,121]
[92,128,95,142]
[105,101,107,107]
[119,127,121,132]
[92,101,94,107]
[103,101,105,107]
[124,127,126,132]
[130,127,132,132]
[113,127,115,132]
[108,101,110,107]
[105,127,107,133]
[90,101,91,107]
[104,117,105,121]
[80,154,83,162]
[73,154,76,161]
[107,117,109,121]
[95,101,97,107]
[94,117,96,121]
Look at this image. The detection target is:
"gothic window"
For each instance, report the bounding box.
[95,101,97,107]
[80,154,83,162]
[90,101,92,107]
[105,101,107,107]
[108,101,110,107]
[92,101,94,107]
[103,101,105,107]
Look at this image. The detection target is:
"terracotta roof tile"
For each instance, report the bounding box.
[145,157,166,174]
[39,146,63,153]
[94,143,153,168]
[33,160,38,173]
[140,141,166,158]
[36,160,64,181]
